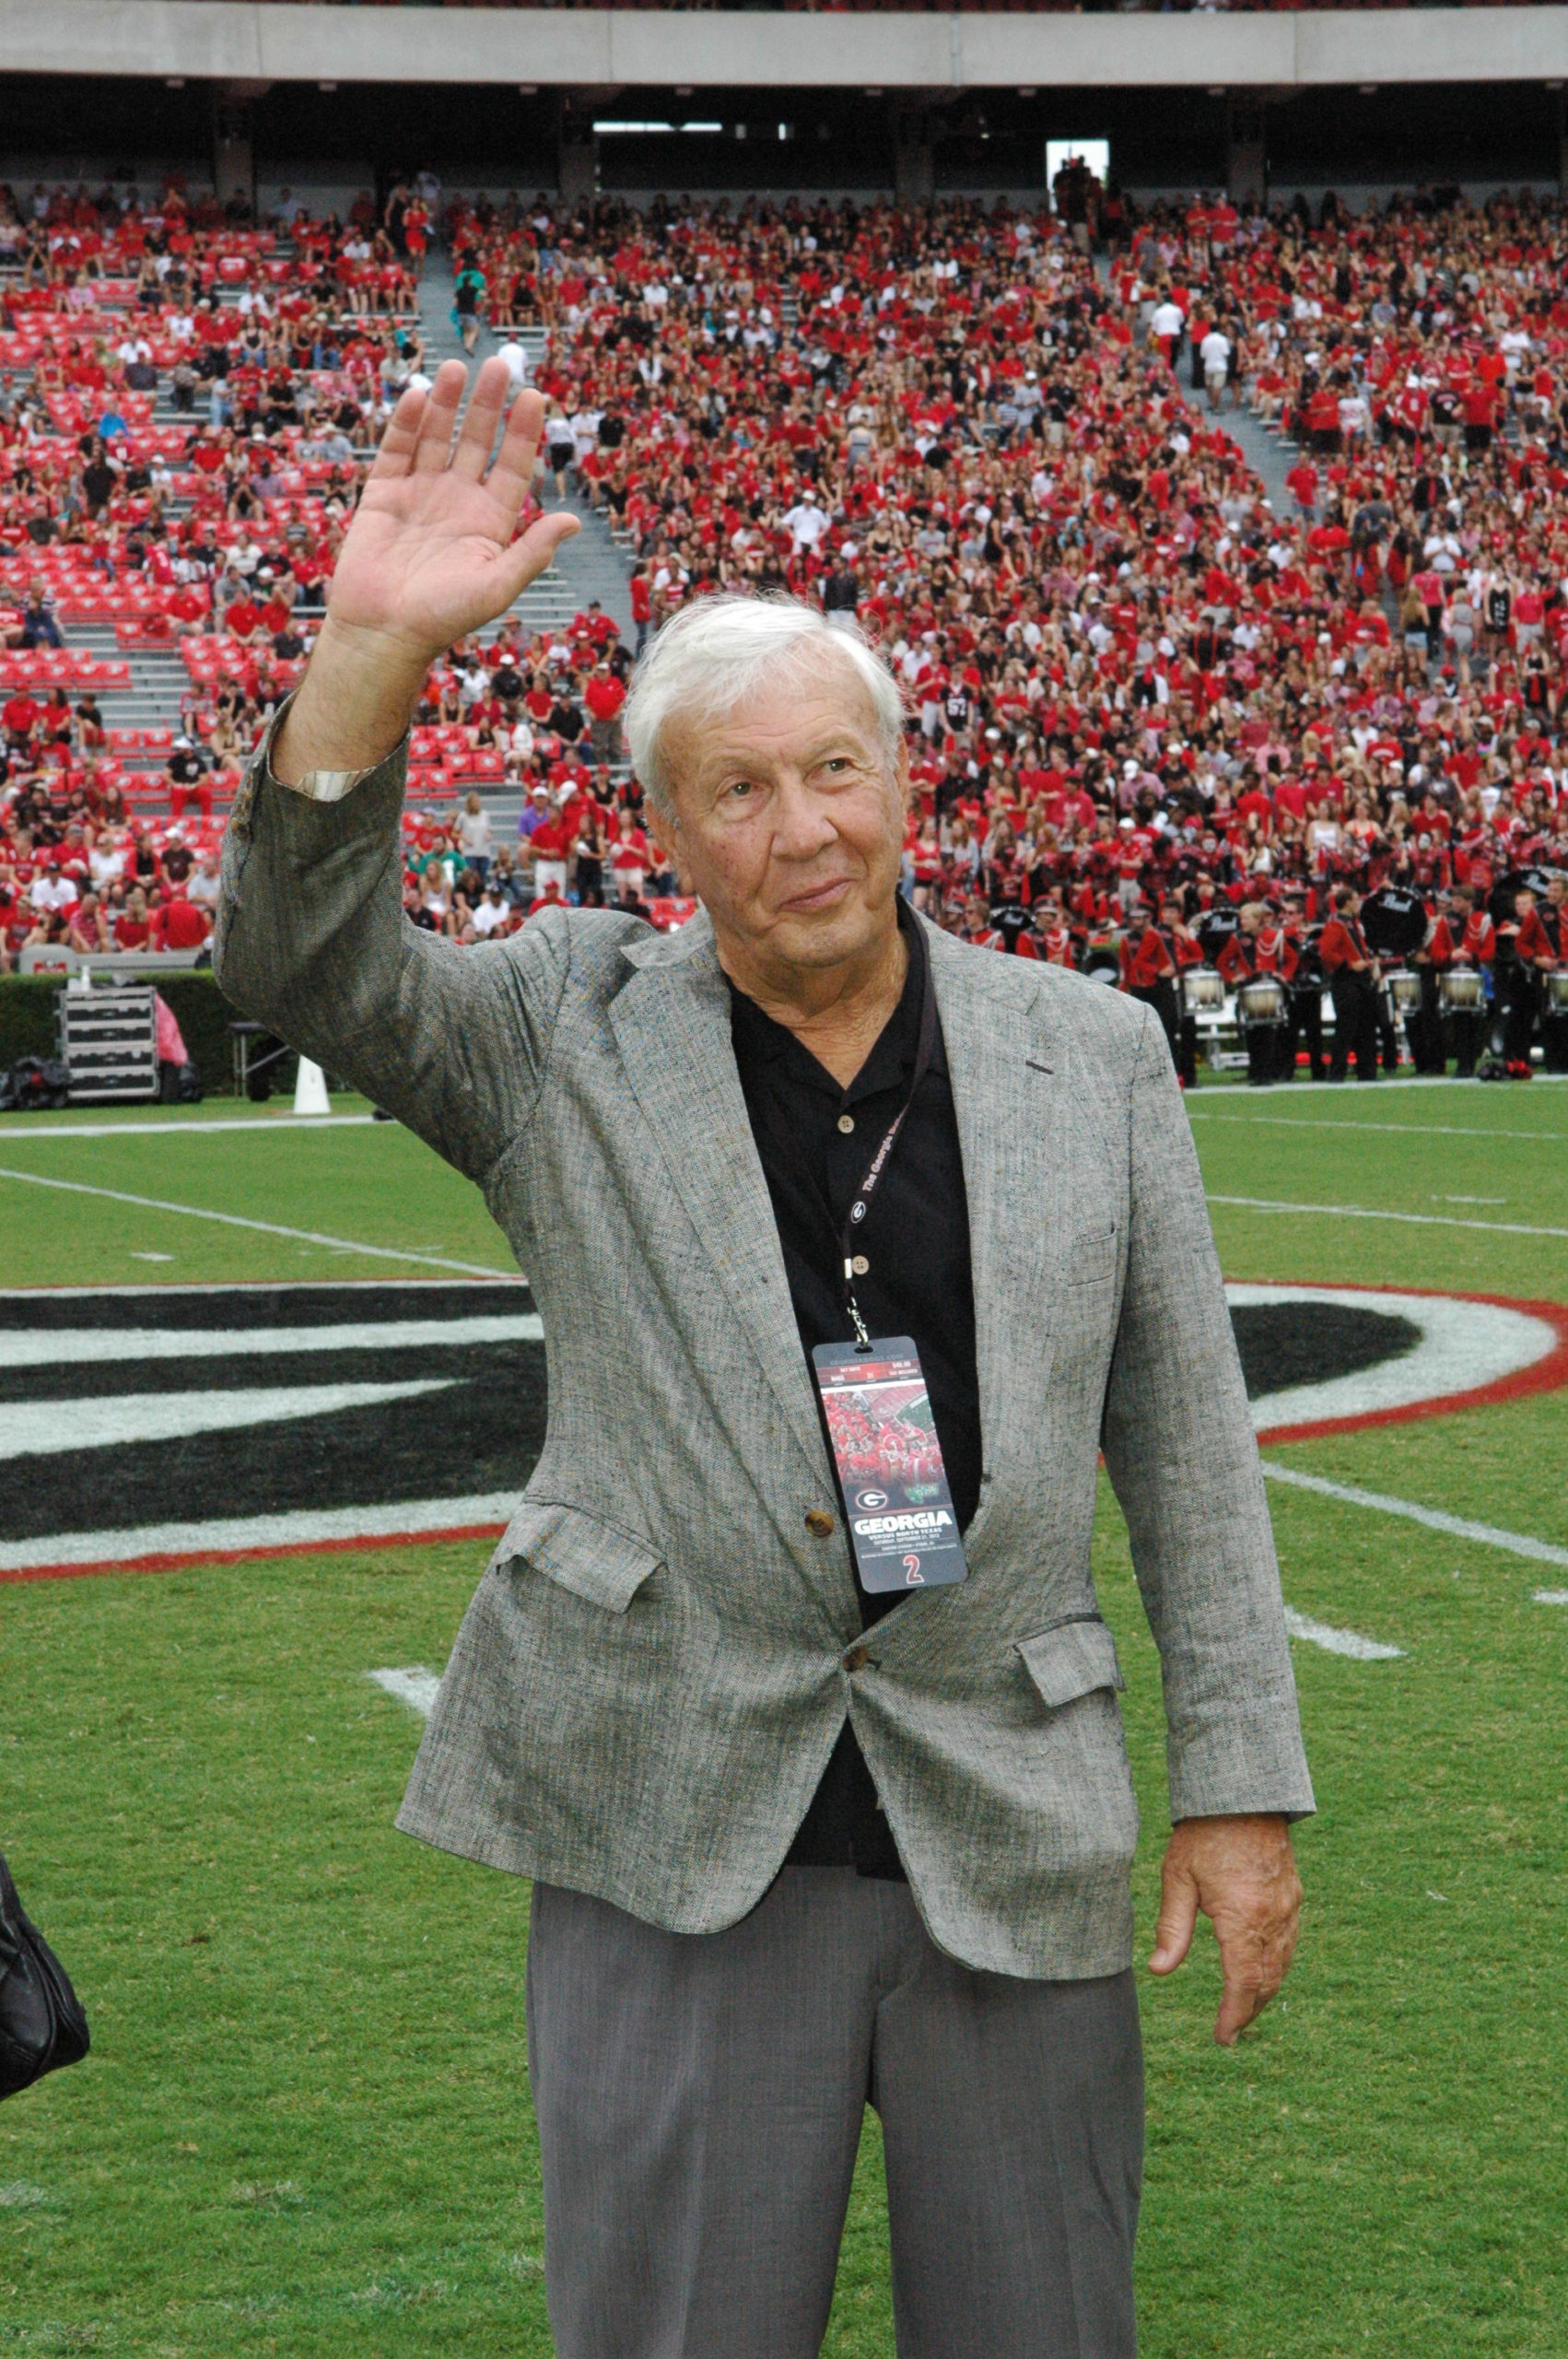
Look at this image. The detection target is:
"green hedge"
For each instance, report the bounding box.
[0,972,272,1097]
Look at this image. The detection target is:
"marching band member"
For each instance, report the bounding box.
[1409,892,1455,1076]
[1495,886,1539,1078]
[1444,886,1494,1078]
[1279,887,1326,1083]
[1318,885,1382,1084]
[1160,892,1204,1089]
[1027,896,1079,968]
[1119,898,1180,1068]
[1517,874,1568,1073]
[1218,901,1294,1086]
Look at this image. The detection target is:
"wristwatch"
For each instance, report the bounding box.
[272,760,380,804]
[259,696,402,804]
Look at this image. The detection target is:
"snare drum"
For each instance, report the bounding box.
[1441,968,1484,1015]
[1181,967,1224,1016]
[1237,978,1286,1027]
[1548,970,1568,1013]
[1385,969,1422,1014]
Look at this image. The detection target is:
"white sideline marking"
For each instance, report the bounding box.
[1265,1465,1568,1569]
[1281,1606,1404,1661]
[1210,1194,1568,1241]
[0,1281,526,1297]
[1188,1110,1568,1146]
[2,1379,455,1461]
[0,1165,516,1276]
[0,1490,517,1575]
[130,1250,175,1262]
[1533,1590,1568,1606]
[1230,1284,1559,1435]
[368,1666,441,1718]
[0,1313,543,1369]
[2,1114,379,1141]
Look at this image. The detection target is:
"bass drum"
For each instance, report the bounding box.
[1361,886,1426,959]
[1489,866,1555,928]
[1197,909,1239,965]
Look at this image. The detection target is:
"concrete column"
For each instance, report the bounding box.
[1225,100,1267,210]
[212,87,255,217]
[895,105,934,205]
[560,138,598,209]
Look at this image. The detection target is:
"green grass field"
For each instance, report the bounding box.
[3,1079,1568,2356]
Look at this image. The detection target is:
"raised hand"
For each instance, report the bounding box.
[275,359,580,780]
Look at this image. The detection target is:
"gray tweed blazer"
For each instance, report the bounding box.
[216,737,1312,1978]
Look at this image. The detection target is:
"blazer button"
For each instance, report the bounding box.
[845,1645,869,1673]
[804,1508,836,1538]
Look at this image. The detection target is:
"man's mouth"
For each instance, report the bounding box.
[779,876,855,913]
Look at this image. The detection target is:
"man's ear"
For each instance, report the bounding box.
[894,734,914,816]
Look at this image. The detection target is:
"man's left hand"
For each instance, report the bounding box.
[1147,1813,1302,2047]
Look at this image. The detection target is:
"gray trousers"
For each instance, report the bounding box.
[526,1866,1143,2358]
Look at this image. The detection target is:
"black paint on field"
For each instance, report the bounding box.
[8,1285,1422,1548]
[1230,1303,1421,1402]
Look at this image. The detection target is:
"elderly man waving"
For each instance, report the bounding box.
[216,360,1312,2359]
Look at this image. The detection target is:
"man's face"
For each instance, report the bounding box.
[661,662,907,985]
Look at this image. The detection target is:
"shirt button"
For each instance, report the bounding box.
[850,1253,870,1276]
[804,1508,836,1538]
[845,1645,869,1673]
[837,1112,856,1134]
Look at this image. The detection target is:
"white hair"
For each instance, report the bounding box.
[624,593,905,821]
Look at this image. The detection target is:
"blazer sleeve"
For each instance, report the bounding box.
[213,720,570,1183]
[1100,1005,1315,1824]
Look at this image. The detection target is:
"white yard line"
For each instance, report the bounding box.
[0,1165,515,1277]
[1281,1606,1403,1661]
[1265,1464,1568,1569]
[1188,1110,1567,1145]
[368,1666,441,1717]
[0,1114,378,1141]
[0,1491,516,1577]
[1533,1590,1568,1607]
[1209,1194,1568,1241]
[0,1312,543,1368]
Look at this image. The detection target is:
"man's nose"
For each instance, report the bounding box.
[770,778,839,860]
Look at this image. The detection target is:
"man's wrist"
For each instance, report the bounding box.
[272,615,432,785]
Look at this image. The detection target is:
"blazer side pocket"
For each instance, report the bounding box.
[1015,1618,1126,1710]
[497,1498,664,1614]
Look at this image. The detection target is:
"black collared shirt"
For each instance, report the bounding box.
[729,902,981,1876]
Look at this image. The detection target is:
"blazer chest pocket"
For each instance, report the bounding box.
[497,1498,664,1615]
[1015,1618,1126,1710]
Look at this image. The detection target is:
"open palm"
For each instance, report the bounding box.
[329,358,579,663]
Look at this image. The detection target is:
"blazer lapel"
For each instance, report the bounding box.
[609,915,832,1483]
[924,921,1069,1555]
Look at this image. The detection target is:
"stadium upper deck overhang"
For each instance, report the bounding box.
[7,0,1568,90]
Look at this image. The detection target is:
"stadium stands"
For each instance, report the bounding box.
[1,170,1565,1074]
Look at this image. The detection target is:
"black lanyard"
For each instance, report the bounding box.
[755,919,939,1355]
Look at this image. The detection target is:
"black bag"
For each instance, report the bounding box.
[0,1057,70,1113]
[0,1852,90,2100]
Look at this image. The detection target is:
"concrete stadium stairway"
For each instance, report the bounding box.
[419,248,635,644]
